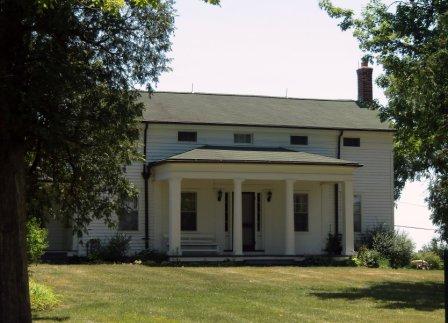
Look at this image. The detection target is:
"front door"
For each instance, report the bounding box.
[242,192,256,251]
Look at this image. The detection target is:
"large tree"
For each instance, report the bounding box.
[320,0,448,238]
[0,0,216,320]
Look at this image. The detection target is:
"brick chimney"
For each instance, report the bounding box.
[356,59,373,102]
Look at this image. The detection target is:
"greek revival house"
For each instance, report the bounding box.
[47,62,394,261]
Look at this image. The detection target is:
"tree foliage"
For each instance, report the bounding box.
[15,0,176,234]
[320,0,448,240]
[1,0,219,319]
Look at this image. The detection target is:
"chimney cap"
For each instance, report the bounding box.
[360,57,369,67]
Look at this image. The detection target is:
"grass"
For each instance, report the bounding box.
[30,264,443,322]
[29,279,60,311]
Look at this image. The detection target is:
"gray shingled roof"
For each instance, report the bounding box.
[139,92,392,131]
[152,146,361,167]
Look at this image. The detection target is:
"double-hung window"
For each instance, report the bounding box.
[181,192,197,231]
[294,193,308,231]
[118,197,139,231]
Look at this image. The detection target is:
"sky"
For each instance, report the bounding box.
[156,0,438,249]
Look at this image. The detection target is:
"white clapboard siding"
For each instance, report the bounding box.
[78,127,147,256]
[79,123,394,255]
[340,131,394,231]
[146,124,339,161]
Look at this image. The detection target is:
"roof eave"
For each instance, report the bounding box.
[149,159,363,168]
[141,120,395,133]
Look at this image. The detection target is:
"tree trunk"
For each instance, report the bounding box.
[0,142,31,322]
[0,1,32,320]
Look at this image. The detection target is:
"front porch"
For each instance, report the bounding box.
[150,147,360,258]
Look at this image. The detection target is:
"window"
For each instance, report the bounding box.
[234,133,253,144]
[181,192,197,231]
[343,137,360,147]
[178,131,197,142]
[290,135,308,145]
[256,193,261,232]
[224,192,229,232]
[294,193,308,231]
[354,195,362,232]
[118,197,138,231]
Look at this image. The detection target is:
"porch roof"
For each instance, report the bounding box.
[151,146,362,167]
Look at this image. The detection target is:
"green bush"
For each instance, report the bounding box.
[26,218,48,263]
[421,237,446,259]
[135,249,167,263]
[356,247,386,268]
[324,233,342,255]
[100,233,131,262]
[29,279,59,311]
[86,238,103,261]
[361,225,415,268]
[413,251,443,269]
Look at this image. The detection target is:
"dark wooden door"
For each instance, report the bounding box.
[242,192,255,251]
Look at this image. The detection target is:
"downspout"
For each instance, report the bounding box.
[334,130,344,234]
[142,123,150,249]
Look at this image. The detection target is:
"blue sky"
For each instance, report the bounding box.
[156,0,437,249]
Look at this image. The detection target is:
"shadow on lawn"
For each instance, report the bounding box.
[312,281,443,311]
[32,315,70,321]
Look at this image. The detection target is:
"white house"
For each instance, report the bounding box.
[47,63,394,260]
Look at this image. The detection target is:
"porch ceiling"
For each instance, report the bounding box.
[151,146,362,167]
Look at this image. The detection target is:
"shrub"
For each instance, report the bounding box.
[29,279,59,311]
[324,233,342,255]
[100,233,131,262]
[135,249,167,263]
[361,225,414,268]
[386,232,415,268]
[86,238,102,261]
[26,218,48,263]
[413,251,443,269]
[356,247,385,268]
[421,237,446,259]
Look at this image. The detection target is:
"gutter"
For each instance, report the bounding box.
[149,159,361,168]
[141,120,394,133]
[142,123,150,249]
[335,130,344,235]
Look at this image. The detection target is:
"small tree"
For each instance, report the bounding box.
[26,218,48,264]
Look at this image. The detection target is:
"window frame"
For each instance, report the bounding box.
[293,192,309,232]
[118,196,139,232]
[343,137,361,147]
[290,135,309,146]
[353,194,362,233]
[233,133,253,144]
[177,131,197,143]
[181,191,197,231]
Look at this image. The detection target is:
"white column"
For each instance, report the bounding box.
[233,179,244,256]
[168,177,182,256]
[342,180,355,256]
[284,179,296,255]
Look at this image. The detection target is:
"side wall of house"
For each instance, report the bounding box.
[75,126,147,256]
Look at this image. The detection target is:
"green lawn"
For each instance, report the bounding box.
[30,264,443,322]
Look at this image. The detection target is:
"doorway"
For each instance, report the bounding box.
[242,192,256,251]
